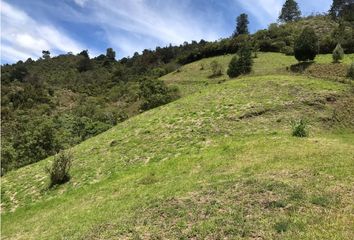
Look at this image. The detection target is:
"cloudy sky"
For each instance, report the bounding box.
[1,0,332,63]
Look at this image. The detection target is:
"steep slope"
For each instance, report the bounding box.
[2,53,354,239]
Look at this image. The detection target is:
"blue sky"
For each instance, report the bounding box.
[1,0,332,63]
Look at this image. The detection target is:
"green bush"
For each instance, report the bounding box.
[46,150,73,187]
[347,62,354,79]
[227,44,253,78]
[209,60,223,77]
[291,119,308,137]
[200,63,204,70]
[281,46,294,56]
[294,27,318,62]
[139,78,179,110]
[332,44,344,63]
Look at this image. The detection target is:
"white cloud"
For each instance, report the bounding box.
[1,0,85,63]
[73,0,89,7]
[84,0,221,57]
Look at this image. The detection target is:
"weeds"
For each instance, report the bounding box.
[291,119,308,137]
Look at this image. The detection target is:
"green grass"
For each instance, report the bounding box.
[2,53,354,239]
[162,52,354,96]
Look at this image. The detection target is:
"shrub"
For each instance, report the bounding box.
[227,44,253,78]
[332,43,344,63]
[46,150,73,187]
[294,27,318,62]
[281,46,294,56]
[200,63,204,70]
[139,78,179,110]
[348,62,354,79]
[209,60,223,77]
[291,119,308,137]
[227,55,239,78]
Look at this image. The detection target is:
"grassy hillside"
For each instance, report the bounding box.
[162,52,354,96]
[2,53,354,239]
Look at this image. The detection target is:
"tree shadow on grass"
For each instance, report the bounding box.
[290,61,314,73]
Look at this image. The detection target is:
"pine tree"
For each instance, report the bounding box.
[294,27,318,62]
[106,48,116,61]
[329,0,346,20]
[332,43,345,63]
[279,0,301,22]
[227,44,253,78]
[233,13,249,37]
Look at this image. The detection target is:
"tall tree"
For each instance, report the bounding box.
[279,0,301,22]
[233,13,249,37]
[338,1,354,21]
[329,0,346,20]
[227,44,253,78]
[106,48,116,61]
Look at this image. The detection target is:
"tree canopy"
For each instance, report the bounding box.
[294,27,318,61]
[233,13,249,37]
[279,0,301,22]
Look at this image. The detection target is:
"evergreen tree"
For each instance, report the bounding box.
[329,0,347,20]
[340,2,354,22]
[227,55,240,78]
[42,50,51,59]
[227,44,253,78]
[294,27,318,62]
[233,13,249,37]
[332,43,345,62]
[106,48,116,61]
[78,50,90,58]
[279,0,301,22]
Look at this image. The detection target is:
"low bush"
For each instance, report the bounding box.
[209,60,223,77]
[46,150,73,187]
[348,62,354,79]
[291,119,308,137]
[332,44,344,63]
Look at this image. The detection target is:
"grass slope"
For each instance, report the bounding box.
[2,53,354,239]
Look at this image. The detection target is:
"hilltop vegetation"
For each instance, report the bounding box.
[1,50,181,174]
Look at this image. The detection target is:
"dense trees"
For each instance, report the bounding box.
[1,47,180,174]
[139,78,179,110]
[294,27,318,61]
[233,13,249,37]
[279,0,301,22]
